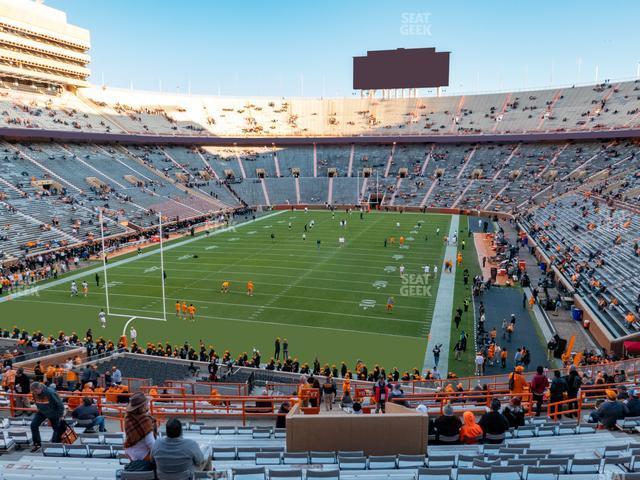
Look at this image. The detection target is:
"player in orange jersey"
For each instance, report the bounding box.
[247,280,254,296]
[187,304,196,320]
[221,281,230,293]
[181,301,188,319]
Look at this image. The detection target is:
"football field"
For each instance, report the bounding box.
[0,210,452,371]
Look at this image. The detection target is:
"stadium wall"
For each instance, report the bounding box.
[2,126,640,145]
[286,402,429,455]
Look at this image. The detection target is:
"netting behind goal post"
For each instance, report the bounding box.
[99,210,167,325]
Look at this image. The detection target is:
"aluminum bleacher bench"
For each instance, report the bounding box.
[41,442,66,457]
[569,458,602,474]
[252,427,272,439]
[233,467,267,480]
[268,469,303,480]
[524,466,560,480]
[305,470,339,480]
[416,467,453,480]
[489,465,523,479]
[456,467,490,480]
[65,444,90,457]
[213,447,237,460]
[310,452,336,464]
[283,452,309,464]
[368,455,397,469]
[119,471,156,480]
[427,455,456,468]
[255,452,281,465]
[337,456,366,470]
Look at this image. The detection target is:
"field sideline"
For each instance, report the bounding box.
[1,210,453,371]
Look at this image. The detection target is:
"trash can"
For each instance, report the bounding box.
[571,306,583,322]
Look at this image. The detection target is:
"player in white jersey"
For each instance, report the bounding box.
[433,265,439,275]
[71,281,78,297]
[423,265,430,274]
[399,264,405,278]
[130,326,137,343]
[98,309,106,328]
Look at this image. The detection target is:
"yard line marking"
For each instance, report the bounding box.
[38,289,424,325]
[14,299,422,340]
[68,279,435,308]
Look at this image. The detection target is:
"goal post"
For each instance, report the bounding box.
[99,210,168,326]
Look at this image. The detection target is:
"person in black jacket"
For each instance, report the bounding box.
[275,402,290,429]
[434,403,462,443]
[13,368,30,416]
[564,365,582,418]
[626,390,640,417]
[549,370,568,418]
[29,382,64,452]
[479,398,510,443]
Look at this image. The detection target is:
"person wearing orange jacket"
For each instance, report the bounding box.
[508,366,528,395]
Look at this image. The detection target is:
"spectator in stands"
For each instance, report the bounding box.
[530,366,549,416]
[373,377,389,413]
[72,397,106,432]
[502,396,526,428]
[151,418,208,479]
[549,370,568,417]
[478,398,510,443]
[434,403,462,443]
[13,367,30,416]
[626,389,640,417]
[508,365,528,395]
[29,381,64,452]
[276,402,290,429]
[112,366,122,385]
[340,390,354,410]
[595,389,628,429]
[321,375,337,411]
[459,411,483,444]
[564,365,582,418]
[124,392,157,470]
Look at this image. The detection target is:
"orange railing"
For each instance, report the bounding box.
[547,395,583,420]
[394,390,534,416]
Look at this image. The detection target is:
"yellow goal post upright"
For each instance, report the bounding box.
[99,210,168,333]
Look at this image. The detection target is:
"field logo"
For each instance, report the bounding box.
[228,237,240,242]
[101,281,123,289]
[384,265,397,273]
[392,254,404,260]
[410,230,418,234]
[406,236,415,241]
[204,245,218,250]
[359,299,376,310]
[400,273,433,297]
[400,12,432,36]
[144,266,159,274]
[246,231,257,235]
[263,225,272,229]
[399,245,410,250]
[177,255,191,261]
[372,280,388,289]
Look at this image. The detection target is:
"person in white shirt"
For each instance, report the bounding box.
[70,281,78,297]
[423,265,430,274]
[399,264,405,278]
[130,326,137,344]
[98,309,106,328]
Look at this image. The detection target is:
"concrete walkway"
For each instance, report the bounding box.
[423,214,460,375]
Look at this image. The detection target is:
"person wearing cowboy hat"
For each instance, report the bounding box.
[124,392,157,470]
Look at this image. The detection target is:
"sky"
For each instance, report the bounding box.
[48,0,640,98]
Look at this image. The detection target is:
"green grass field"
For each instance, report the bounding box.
[0,210,453,371]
